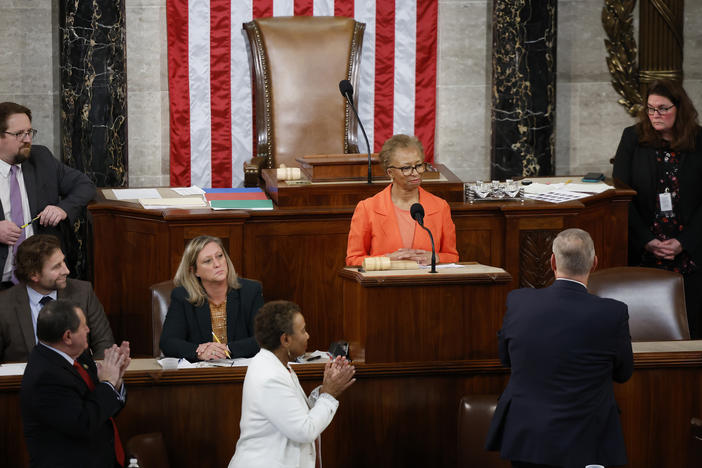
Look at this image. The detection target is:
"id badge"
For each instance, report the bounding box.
[659,191,673,212]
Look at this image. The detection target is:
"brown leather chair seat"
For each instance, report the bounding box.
[457,394,510,468]
[588,266,690,341]
[126,432,170,468]
[150,280,174,357]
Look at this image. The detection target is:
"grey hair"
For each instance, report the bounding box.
[378,134,425,171]
[551,228,595,276]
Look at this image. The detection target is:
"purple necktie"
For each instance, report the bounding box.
[9,165,26,283]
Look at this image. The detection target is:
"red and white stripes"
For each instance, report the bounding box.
[167,0,438,187]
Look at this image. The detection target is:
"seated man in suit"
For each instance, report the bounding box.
[21,299,130,468]
[0,234,114,362]
[485,228,634,468]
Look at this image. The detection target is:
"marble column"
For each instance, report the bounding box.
[491,0,557,179]
[59,0,127,279]
[59,0,127,187]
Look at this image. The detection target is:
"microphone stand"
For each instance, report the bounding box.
[342,93,373,184]
[417,224,437,273]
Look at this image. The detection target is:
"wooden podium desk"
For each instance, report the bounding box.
[339,264,512,362]
[2,342,701,468]
[88,181,634,356]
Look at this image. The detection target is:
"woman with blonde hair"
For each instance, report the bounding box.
[160,235,264,360]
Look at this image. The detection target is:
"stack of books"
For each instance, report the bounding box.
[204,188,274,211]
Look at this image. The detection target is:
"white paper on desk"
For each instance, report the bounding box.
[522,182,562,194]
[172,186,205,196]
[196,358,252,367]
[562,182,611,194]
[112,188,161,200]
[139,198,208,209]
[0,362,27,375]
[419,263,465,269]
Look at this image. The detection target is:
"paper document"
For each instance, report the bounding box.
[172,186,206,196]
[139,198,208,209]
[112,188,162,200]
[563,183,611,194]
[0,362,27,376]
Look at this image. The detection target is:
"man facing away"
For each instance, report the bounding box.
[486,228,634,468]
[0,101,96,290]
[0,234,114,362]
[21,299,130,468]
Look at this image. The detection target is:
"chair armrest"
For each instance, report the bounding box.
[244,156,267,187]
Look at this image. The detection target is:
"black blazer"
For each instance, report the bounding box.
[612,125,702,265]
[20,346,124,468]
[159,278,264,360]
[485,280,633,468]
[0,145,96,271]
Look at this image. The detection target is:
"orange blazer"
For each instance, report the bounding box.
[345,184,459,266]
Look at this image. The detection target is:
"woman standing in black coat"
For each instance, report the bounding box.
[613,80,702,338]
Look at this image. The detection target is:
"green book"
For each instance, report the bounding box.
[209,199,274,210]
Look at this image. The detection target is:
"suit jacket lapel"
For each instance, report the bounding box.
[376,185,401,241]
[21,159,38,217]
[15,287,37,354]
[195,300,211,343]
[226,288,240,342]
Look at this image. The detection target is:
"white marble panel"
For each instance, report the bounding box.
[565,82,635,177]
[436,84,491,181]
[557,0,611,82]
[128,89,168,185]
[437,1,490,87]
[684,2,702,81]
[126,4,168,93]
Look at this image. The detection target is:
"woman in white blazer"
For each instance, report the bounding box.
[229,300,355,468]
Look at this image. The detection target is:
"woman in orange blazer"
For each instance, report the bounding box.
[345,134,459,266]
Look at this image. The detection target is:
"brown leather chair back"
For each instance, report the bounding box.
[244,16,365,169]
[690,417,702,468]
[458,395,510,468]
[588,266,690,341]
[126,432,170,468]
[150,280,174,357]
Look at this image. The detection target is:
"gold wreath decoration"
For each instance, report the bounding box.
[602,0,642,116]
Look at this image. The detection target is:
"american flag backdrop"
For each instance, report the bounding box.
[166,0,438,188]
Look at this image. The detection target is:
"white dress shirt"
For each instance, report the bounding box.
[27,286,57,343]
[229,348,339,468]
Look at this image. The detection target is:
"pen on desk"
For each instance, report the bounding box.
[20,215,40,229]
[211,331,232,358]
[306,355,321,362]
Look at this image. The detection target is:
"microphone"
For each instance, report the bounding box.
[410,203,425,226]
[410,203,437,273]
[339,79,373,184]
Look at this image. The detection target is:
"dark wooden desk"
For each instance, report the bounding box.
[2,343,700,468]
[339,265,512,362]
[88,184,634,356]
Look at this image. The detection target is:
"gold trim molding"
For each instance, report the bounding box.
[602,0,642,116]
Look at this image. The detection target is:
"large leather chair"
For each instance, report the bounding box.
[691,417,702,468]
[242,16,365,186]
[150,280,174,357]
[588,266,690,341]
[457,395,510,468]
[126,432,170,468]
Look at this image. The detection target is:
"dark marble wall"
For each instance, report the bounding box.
[59,0,127,187]
[59,0,127,279]
[491,0,557,179]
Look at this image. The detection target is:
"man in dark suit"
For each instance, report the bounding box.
[21,299,130,468]
[0,234,114,362]
[0,102,95,289]
[486,228,634,468]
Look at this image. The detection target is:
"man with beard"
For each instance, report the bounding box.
[0,234,114,362]
[0,102,95,289]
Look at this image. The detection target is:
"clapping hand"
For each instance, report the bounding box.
[97,344,129,389]
[321,356,356,398]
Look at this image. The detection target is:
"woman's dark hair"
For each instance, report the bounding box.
[636,80,700,151]
[254,300,301,351]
